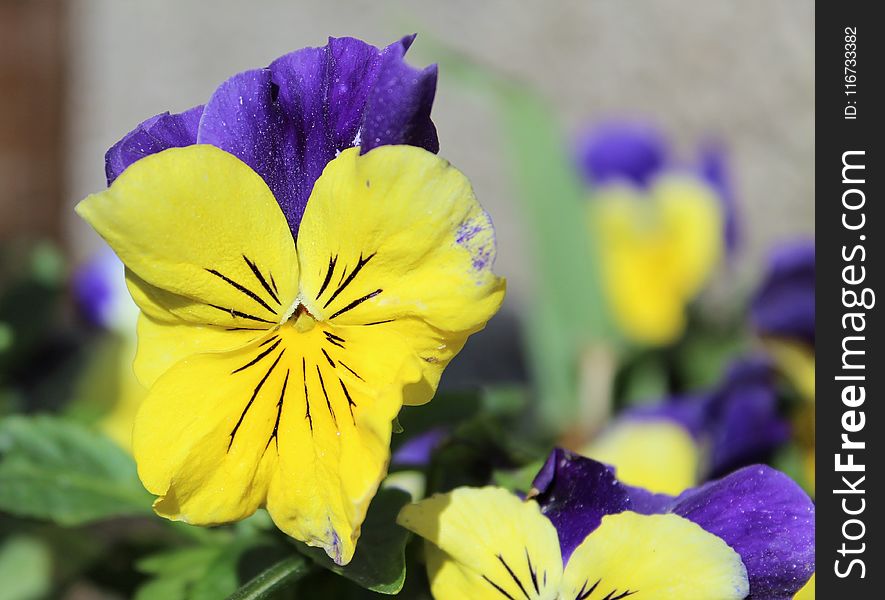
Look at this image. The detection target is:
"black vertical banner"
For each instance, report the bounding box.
[816,1,883,596]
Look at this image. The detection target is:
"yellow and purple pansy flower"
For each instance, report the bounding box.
[574,121,737,346]
[76,35,505,565]
[399,449,814,599]
[584,355,790,496]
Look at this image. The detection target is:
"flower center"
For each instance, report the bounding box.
[291,304,318,333]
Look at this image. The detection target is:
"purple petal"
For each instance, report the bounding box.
[573,120,668,187]
[704,357,791,478]
[698,140,740,255]
[670,465,815,599]
[751,240,816,345]
[531,449,631,562]
[72,247,135,331]
[201,35,438,232]
[621,483,674,515]
[104,105,203,185]
[196,67,298,230]
[391,427,449,467]
[359,35,439,154]
[103,36,439,235]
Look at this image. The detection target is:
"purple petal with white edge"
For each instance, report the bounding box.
[705,356,790,478]
[104,105,203,185]
[531,448,631,562]
[391,427,449,467]
[698,140,740,254]
[751,240,816,345]
[573,120,668,187]
[670,464,815,600]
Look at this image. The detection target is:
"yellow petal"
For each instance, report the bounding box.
[561,512,749,599]
[583,419,699,495]
[656,176,724,296]
[296,146,505,405]
[134,317,422,566]
[265,318,423,565]
[794,572,815,600]
[398,487,562,600]
[95,338,146,452]
[764,337,816,403]
[134,312,260,387]
[76,145,299,329]
[593,176,723,346]
[133,338,284,526]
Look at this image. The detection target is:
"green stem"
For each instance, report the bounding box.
[226,554,310,600]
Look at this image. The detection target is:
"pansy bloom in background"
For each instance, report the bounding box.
[751,239,815,400]
[399,449,814,600]
[574,120,738,346]
[71,248,145,450]
[77,35,505,565]
[583,355,790,495]
[751,239,815,492]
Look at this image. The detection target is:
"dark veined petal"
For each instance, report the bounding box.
[669,464,815,599]
[560,511,749,599]
[398,487,563,600]
[77,145,300,331]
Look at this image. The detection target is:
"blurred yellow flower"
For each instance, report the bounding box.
[591,175,723,346]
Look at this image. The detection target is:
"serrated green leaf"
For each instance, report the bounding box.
[291,488,411,594]
[0,415,152,525]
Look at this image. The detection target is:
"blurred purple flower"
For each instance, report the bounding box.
[73,247,135,332]
[391,426,449,468]
[626,355,790,479]
[573,120,667,187]
[533,449,814,600]
[751,239,815,346]
[573,119,741,253]
[105,35,438,235]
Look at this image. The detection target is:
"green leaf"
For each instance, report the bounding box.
[191,541,293,600]
[135,547,222,600]
[0,415,153,525]
[291,488,411,594]
[492,459,544,493]
[135,538,295,600]
[0,535,52,600]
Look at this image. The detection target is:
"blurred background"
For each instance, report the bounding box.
[0,2,816,598]
[3,0,813,300]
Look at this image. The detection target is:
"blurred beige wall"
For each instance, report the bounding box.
[65,0,813,306]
